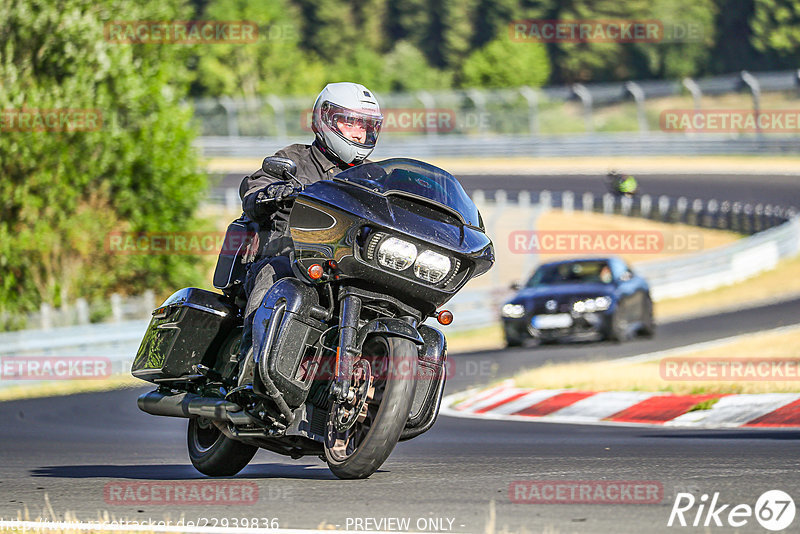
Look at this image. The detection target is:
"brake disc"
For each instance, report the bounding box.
[331,359,373,433]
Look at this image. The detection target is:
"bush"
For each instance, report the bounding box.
[0,0,207,329]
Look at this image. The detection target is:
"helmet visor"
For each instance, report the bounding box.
[320,101,383,148]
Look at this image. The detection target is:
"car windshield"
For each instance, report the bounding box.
[333,158,482,228]
[526,261,613,286]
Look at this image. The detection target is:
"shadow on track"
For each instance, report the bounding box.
[30,463,338,480]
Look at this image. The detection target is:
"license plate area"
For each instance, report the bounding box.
[532,313,573,329]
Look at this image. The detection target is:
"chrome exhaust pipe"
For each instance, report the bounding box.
[137,390,255,425]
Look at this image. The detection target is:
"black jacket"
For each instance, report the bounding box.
[239,142,350,258]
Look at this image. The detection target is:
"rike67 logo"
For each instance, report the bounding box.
[668,490,795,531]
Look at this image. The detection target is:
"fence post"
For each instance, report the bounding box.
[706,199,718,228]
[76,298,90,325]
[640,194,652,219]
[582,192,594,213]
[265,95,287,140]
[718,201,731,230]
[741,71,761,135]
[539,190,552,211]
[682,77,702,110]
[658,195,670,221]
[219,96,239,137]
[602,193,615,215]
[620,195,633,216]
[562,190,574,214]
[519,86,540,135]
[467,89,488,136]
[111,293,123,323]
[40,303,52,331]
[416,90,437,138]
[676,197,688,223]
[572,84,594,133]
[624,81,648,132]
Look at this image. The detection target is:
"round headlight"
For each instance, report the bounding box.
[502,303,526,318]
[377,237,417,271]
[413,250,452,284]
[573,300,586,313]
[595,296,612,310]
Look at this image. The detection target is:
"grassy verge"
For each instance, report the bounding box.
[655,253,800,320]
[0,375,143,402]
[512,326,800,395]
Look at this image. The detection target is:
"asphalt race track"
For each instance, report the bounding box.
[3,298,800,533]
[3,174,800,533]
[217,172,800,208]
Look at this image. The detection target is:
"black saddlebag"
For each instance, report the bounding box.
[131,288,239,382]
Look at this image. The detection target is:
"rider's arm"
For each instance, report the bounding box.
[239,148,294,223]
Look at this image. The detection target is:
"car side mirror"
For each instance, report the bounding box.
[262,156,297,180]
[510,281,521,291]
[619,270,633,282]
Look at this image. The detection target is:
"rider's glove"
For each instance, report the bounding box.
[263,182,299,205]
[243,182,299,222]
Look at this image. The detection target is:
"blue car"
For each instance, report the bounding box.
[501,257,654,347]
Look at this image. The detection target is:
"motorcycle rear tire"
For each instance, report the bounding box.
[187,417,258,477]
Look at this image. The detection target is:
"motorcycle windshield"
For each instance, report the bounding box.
[333,158,482,228]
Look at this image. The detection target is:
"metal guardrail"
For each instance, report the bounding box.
[194,69,800,157]
[198,133,800,159]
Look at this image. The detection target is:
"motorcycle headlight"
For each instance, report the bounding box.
[502,303,526,318]
[377,237,417,271]
[413,250,452,284]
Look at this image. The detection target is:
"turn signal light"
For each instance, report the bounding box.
[437,310,453,325]
[308,264,324,280]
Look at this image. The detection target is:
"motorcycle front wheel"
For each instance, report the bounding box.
[324,336,417,479]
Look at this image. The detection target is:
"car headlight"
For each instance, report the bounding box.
[573,296,612,313]
[594,296,612,311]
[413,250,452,284]
[502,303,526,318]
[377,237,417,271]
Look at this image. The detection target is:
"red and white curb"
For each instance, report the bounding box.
[441,380,800,429]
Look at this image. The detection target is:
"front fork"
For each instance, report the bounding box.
[330,292,362,403]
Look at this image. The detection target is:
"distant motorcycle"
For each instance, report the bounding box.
[605,170,639,198]
[131,157,494,479]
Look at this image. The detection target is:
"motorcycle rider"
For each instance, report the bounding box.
[237,82,384,365]
[606,170,638,197]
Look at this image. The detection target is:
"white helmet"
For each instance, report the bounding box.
[312,82,383,164]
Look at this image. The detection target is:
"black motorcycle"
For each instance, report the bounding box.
[131,157,494,479]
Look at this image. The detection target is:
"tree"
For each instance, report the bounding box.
[193,0,327,97]
[0,0,207,327]
[460,34,550,88]
[750,0,800,64]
